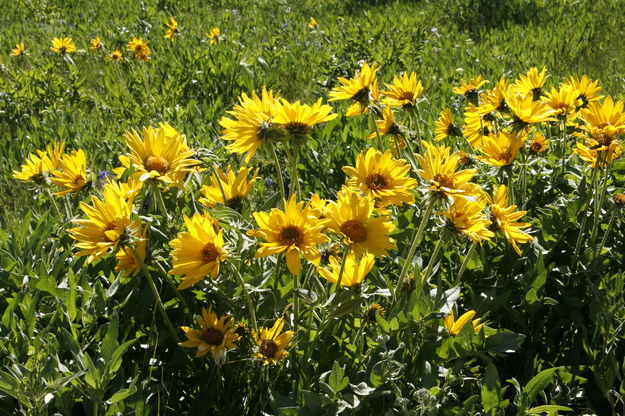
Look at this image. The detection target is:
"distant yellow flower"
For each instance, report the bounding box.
[51,37,76,55]
[51,149,88,196]
[114,225,147,277]
[326,188,396,258]
[68,182,139,262]
[512,67,549,100]
[10,43,26,57]
[382,72,423,108]
[507,92,556,128]
[164,17,179,40]
[452,76,487,104]
[566,75,602,108]
[415,141,480,200]
[368,106,402,139]
[308,17,318,28]
[199,165,258,209]
[329,62,380,116]
[463,104,493,148]
[180,307,241,363]
[114,123,199,188]
[13,151,53,184]
[477,130,525,168]
[109,49,123,62]
[248,195,329,275]
[318,251,375,287]
[440,197,494,244]
[90,37,102,51]
[206,27,220,44]
[169,212,228,290]
[434,108,463,142]
[445,310,483,335]
[343,148,417,208]
[489,185,533,255]
[127,37,150,61]
[544,84,581,117]
[272,98,337,142]
[529,133,549,154]
[220,88,280,162]
[253,318,294,365]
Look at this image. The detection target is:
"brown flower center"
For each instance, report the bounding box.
[596,132,613,147]
[497,151,512,163]
[201,328,224,346]
[366,173,387,190]
[614,193,625,207]
[145,156,170,175]
[340,220,368,242]
[201,243,220,263]
[352,87,370,104]
[284,122,310,138]
[530,141,545,153]
[433,173,455,189]
[398,91,414,102]
[278,225,304,246]
[259,339,278,359]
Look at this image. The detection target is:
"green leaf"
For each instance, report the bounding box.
[328,361,349,394]
[481,362,502,413]
[527,405,572,415]
[485,331,526,353]
[101,312,119,362]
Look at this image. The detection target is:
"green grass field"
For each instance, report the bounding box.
[1,0,624,414]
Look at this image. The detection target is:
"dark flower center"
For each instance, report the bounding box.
[433,173,454,189]
[279,226,303,246]
[145,156,170,175]
[201,328,224,346]
[352,87,370,104]
[340,220,368,242]
[284,122,310,138]
[201,243,220,263]
[260,339,278,359]
[398,91,414,102]
[366,173,387,190]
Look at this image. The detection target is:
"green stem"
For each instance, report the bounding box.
[151,181,169,220]
[413,105,424,153]
[210,165,229,206]
[572,166,598,270]
[230,264,258,333]
[268,143,287,203]
[396,197,436,298]
[287,147,301,199]
[335,248,351,290]
[47,189,62,217]
[455,241,476,285]
[132,247,180,343]
[589,165,610,250]
[422,237,444,281]
[153,260,190,313]
[591,210,616,270]
[369,110,383,149]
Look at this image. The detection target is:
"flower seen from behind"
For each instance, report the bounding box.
[51,149,88,196]
[199,165,258,210]
[318,251,375,287]
[445,310,483,335]
[488,185,533,255]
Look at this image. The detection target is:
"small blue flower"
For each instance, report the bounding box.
[281,23,288,32]
[99,170,108,180]
[265,177,275,187]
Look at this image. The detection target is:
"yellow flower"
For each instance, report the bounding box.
[544,84,581,117]
[51,38,76,55]
[318,251,375,287]
[507,92,556,128]
[220,88,280,163]
[114,123,199,188]
[440,197,494,244]
[566,75,602,108]
[368,106,402,139]
[476,130,526,168]
[580,96,625,143]
[10,43,26,57]
[415,141,480,200]
[329,62,380,116]
[248,195,329,275]
[51,149,88,196]
[206,27,220,44]
[114,225,147,277]
[434,108,462,142]
[68,182,139,263]
[104,178,143,204]
[308,17,318,28]
[326,188,396,258]
[343,148,417,208]
[480,77,510,114]
[445,310,483,335]
[528,133,549,154]
[164,17,179,40]
[272,98,337,141]
[364,303,386,324]
[90,37,102,51]
[46,141,67,170]
[307,194,330,219]
[169,212,228,289]
[180,307,241,363]
[253,318,295,365]
[127,37,150,61]
[511,67,549,100]
[574,139,622,168]
[199,165,258,209]
[463,104,493,148]
[13,150,53,184]
[489,185,533,255]
[452,76,487,104]
[382,72,423,108]
[109,49,123,62]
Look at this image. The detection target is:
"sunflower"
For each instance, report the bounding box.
[574,140,622,168]
[89,37,102,51]
[506,92,556,129]
[46,141,67,169]
[109,49,123,62]
[180,307,241,363]
[614,193,625,208]
[528,133,549,154]
[206,27,220,44]
[364,303,386,324]
[567,75,602,109]
[169,212,228,290]
[249,195,329,275]
[480,77,510,114]
[318,251,375,287]
[114,225,147,277]
[199,165,258,210]
[13,151,53,184]
[476,130,525,168]
[544,84,581,117]
[415,141,480,200]
[326,188,396,258]
[382,72,423,108]
[308,17,319,28]
[488,185,533,255]
[452,76,487,105]
[368,106,402,139]
[272,98,337,142]
[253,318,294,365]
[445,310,483,335]
[105,178,143,204]
[434,108,463,142]
[220,88,280,163]
[579,97,625,144]
[440,196,494,244]
[164,17,179,40]
[114,123,199,188]
[307,194,330,219]
[512,67,549,101]
[343,148,416,208]
[10,43,26,57]
[127,37,150,61]
[329,62,380,116]
[463,104,493,148]
[68,182,139,262]
[51,38,76,55]
[51,149,88,196]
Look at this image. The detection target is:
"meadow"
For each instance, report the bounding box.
[1,0,625,414]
